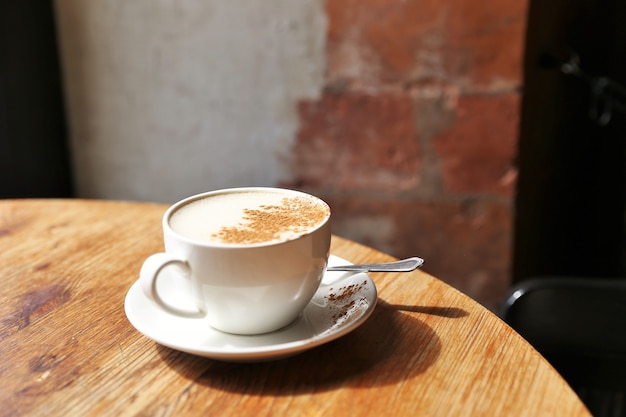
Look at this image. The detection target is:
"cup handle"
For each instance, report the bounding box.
[139,253,204,318]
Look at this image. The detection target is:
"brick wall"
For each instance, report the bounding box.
[283,0,528,311]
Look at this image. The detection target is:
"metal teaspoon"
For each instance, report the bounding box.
[326,257,424,273]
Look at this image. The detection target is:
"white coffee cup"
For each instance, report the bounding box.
[139,187,331,335]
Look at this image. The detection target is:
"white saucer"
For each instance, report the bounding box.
[124,255,377,362]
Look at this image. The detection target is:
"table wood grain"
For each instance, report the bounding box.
[0,199,591,416]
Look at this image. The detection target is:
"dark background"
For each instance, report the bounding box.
[514,0,626,281]
[0,1,73,198]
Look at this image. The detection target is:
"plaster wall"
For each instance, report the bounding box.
[54,0,327,202]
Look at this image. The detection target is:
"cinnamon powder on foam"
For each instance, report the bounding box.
[211,196,329,245]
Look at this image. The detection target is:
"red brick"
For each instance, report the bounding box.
[290,92,420,192]
[325,0,527,88]
[326,196,512,311]
[444,0,527,87]
[433,93,519,196]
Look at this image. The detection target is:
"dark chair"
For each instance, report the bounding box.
[500,277,626,417]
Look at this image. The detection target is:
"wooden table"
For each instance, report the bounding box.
[0,199,591,417]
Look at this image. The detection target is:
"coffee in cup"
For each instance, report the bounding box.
[169,190,329,246]
[139,187,331,335]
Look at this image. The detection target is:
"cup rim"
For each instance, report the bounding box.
[163,187,331,248]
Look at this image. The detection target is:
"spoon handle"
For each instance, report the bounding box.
[326,257,424,273]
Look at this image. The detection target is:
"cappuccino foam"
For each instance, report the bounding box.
[169,191,330,245]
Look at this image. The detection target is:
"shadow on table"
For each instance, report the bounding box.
[157,300,466,395]
[390,304,470,318]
